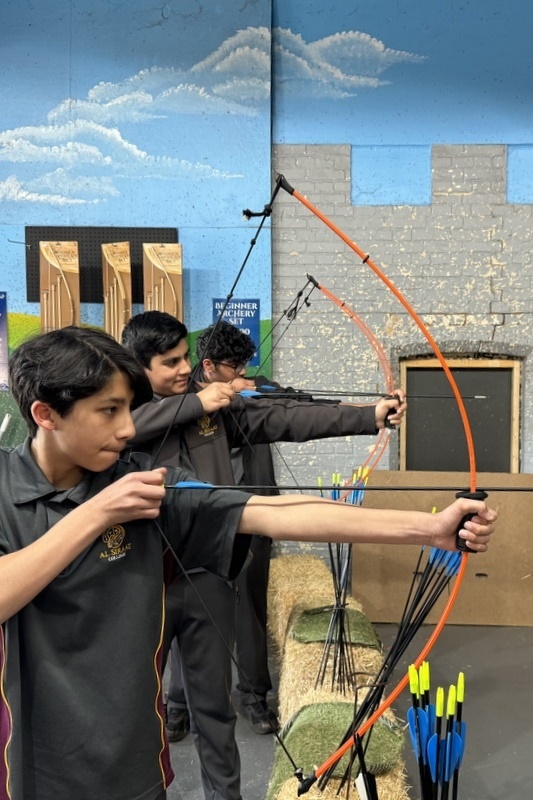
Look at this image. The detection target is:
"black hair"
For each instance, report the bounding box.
[121,311,188,368]
[196,321,256,365]
[9,326,153,437]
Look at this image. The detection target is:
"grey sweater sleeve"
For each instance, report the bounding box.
[129,393,204,446]
[224,397,378,446]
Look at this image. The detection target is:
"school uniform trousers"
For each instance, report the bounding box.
[130,387,378,800]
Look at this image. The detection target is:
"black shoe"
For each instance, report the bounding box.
[166,708,190,742]
[235,697,279,735]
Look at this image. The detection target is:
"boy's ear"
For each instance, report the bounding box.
[203,358,215,373]
[31,400,59,431]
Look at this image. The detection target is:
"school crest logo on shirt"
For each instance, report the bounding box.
[198,415,218,437]
[99,525,132,563]
[102,526,126,549]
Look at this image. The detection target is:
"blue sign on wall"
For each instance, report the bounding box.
[212,298,260,367]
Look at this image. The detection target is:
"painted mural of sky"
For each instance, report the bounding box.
[0,0,274,324]
[1,0,531,321]
[0,22,271,225]
[1,1,530,220]
[273,0,533,145]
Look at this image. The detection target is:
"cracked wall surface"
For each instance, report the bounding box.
[270,144,533,520]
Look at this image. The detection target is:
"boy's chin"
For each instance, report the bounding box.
[89,449,122,470]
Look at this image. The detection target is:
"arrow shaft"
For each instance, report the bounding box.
[166,482,533,492]
[253,388,485,399]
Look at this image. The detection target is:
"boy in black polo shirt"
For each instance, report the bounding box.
[0,326,495,800]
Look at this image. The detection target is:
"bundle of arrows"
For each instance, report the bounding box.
[407,662,466,800]
[314,469,369,693]
[318,540,465,793]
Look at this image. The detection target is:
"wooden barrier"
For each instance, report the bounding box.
[352,471,533,626]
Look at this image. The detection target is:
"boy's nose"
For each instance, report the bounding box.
[119,412,136,441]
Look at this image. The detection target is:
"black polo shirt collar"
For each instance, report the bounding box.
[9,438,93,506]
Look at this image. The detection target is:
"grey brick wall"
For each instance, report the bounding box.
[269,144,532,554]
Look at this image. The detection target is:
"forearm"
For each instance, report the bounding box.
[0,468,168,623]
[230,397,378,445]
[239,495,431,546]
[238,494,495,553]
[0,503,108,623]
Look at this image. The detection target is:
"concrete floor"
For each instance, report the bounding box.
[166,624,533,799]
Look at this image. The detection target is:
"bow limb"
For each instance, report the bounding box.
[306,273,396,397]
[311,556,468,784]
[278,174,477,493]
[276,175,480,789]
[304,273,398,489]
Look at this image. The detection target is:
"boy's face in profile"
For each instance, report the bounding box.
[146,339,191,397]
[34,371,136,479]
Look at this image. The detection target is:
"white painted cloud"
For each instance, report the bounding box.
[48,92,164,125]
[45,25,422,127]
[312,30,426,77]
[273,27,425,97]
[28,168,120,198]
[0,175,100,206]
[0,25,423,206]
[49,81,258,124]
[190,26,271,74]
[0,120,242,183]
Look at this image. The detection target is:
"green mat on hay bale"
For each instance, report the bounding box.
[290,607,381,649]
[266,702,404,800]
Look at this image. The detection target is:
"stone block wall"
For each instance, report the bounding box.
[270,144,533,554]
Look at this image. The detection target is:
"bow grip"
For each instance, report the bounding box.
[454,490,488,553]
[384,392,401,429]
[384,412,395,429]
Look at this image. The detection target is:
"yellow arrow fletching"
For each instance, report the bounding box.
[436,687,445,717]
[457,671,465,704]
[447,685,457,718]
[408,664,419,696]
[420,660,430,694]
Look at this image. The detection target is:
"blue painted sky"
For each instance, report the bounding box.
[273,0,533,144]
[0,1,272,226]
[0,0,274,324]
[0,0,531,318]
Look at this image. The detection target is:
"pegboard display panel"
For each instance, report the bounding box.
[25,226,178,304]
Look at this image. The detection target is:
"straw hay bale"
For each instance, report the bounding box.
[267,555,410,800]
[278,639,383,723]
[268,554,363,652]
[266,702,405,800]
[271,767,410,800]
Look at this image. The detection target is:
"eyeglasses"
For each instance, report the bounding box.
[215,361,246,373]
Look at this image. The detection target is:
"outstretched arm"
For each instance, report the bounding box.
[238,494,495,553]
[0,469,495,623]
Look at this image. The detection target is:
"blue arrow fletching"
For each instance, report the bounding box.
[240,389,263,397]
[456,721,467,767]
[446,552,462,576]
[407,707,421,758]
[417,708,430,763]
[407,707,430,763]
[173,480,215,489]
[429,547,447,567]
[444,732,463,781]
[425,703,436,741]
[426,733,440,783]
[256,384,277,391]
